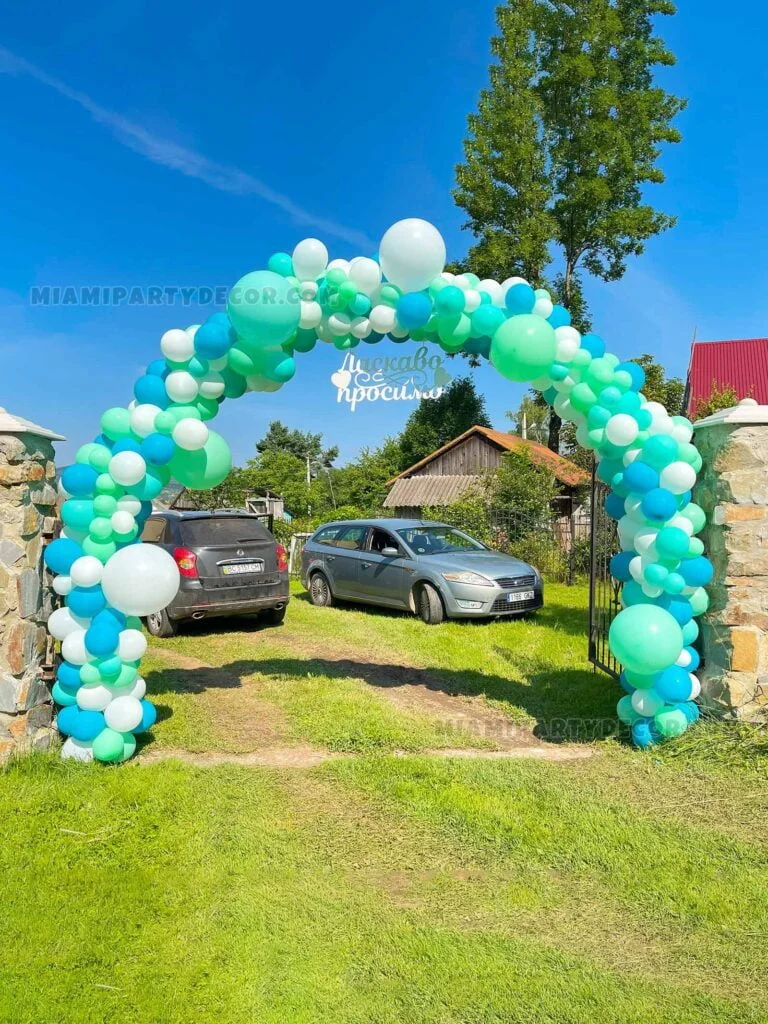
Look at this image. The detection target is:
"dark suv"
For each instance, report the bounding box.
[140,510,290,636]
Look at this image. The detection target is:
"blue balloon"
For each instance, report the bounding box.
[92,607,127,631]
[141,433,175,466]
[51,682,77,707]
[610,551,634,582]
[112,438,142,455]
[641,488,678,523]
[132,699,158,734]
[396,291,433,330]
[505,283,536,315]
[664,596,694,626]
[195,313,236,360]
[676,701,700,724]
[57,662,82,690]
[597,458,624,486]
[678,556,714,587]
[72,710,106,742]
[623,462,659,494]
[605,492,627,520]
[56,705,80,736]
[655,666,693,703]
[44,538,83,575]
[616,361,646,391]
[588,405,611,428]
[621,580,648,606]
[146,358,169,378]
[632,719,662,749]
[92,434,114,449]
[684,646,700,672]
[61,464,98,498]
[581,333,606,357]
[68,585,107,619]
[85,622,119,658]
[619,672,636,694]
[547,305,571,329]
[134,374,170,408]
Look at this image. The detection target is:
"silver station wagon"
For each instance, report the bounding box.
[300,518,543,624]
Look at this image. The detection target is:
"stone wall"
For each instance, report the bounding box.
[695,403,768,718]
[0,432,58,756]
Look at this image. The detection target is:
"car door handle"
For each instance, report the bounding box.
[361,562,371,569]
[326,555,335,562]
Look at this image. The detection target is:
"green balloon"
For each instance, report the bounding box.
[115,664,138,688]
[228,346,258,377]
[491,314,557,383]
[170,430,232,490]
[220,369,248,399]
[97,656,122,682]
[79,663,102,686]
[75,443,100,466]
[609,605,683,675]
[101,408,131,441]
[93,728,125,763]
[292,329,317,354]
[127,464,168,502]
[570,382,598,413]
[227,271,300,348]
[154,411,176,435]
[438,313,471,349]
[82,537,117,563]
[247,375,283,393]
[195,397,220,421]
[249,348,296,383]
[62,499,95,532]
[93,495,118,517]
[95,474,124,498]
[333,336,357,351]
[118,733,137,763]
[617,695,642,726]
[655,708,688,738]
[89,516,114,541]
[689,587,710,616]
[680,502,706,534]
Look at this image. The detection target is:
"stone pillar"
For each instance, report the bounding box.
[0,410,64,757]
[694,399,768,718]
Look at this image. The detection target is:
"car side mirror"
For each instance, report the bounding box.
[381,546,399,557]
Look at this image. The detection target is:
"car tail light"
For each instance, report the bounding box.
[173,547,199,578]
[276,543,288,572]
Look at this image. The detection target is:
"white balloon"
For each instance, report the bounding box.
[111,511,136,535]
[533,294,554,319]
[160,328,195,363]
[315,321,335,344]
[327,258,350,275]
[104,695,143,732]
[60,737,94,762]
[53,575,73,597]
[625,497,647,524]
[463,289,482,313]
[186,324,199,339]
[328,313,352,337]
[632,689,665,717]
[57,478,71,499]
[351,316,371,339]
[198,372,225,400]
[62,630,88,666]
[130,403,162,438]
[117,629,148,661]
[670,419,694,444]
[172,419,209,452]
[109,451,146,487]
[116,496,143,517]
[605,413,640,447]
[48,607,89,641]
[641,583,664,598]
[369,304,396,334]
[70,555,103,588]
[660,461,696,495]
[554,326,581,363]
[76,683,113,711]
[110,675,147,701]
[378,219,446,292]
[629,556,644,583]
[676,648,692,669]
[101,544,180,616]
[689,674,702,700]
[478,280,503,306]
[165,371,199,403]
[208,355,229,372]
[634,527,659,556]
[299,300,323,329]
[669,515,694,537]
[292,238,328,282]
[300,280,319,301]
[623,448,642,466]
[348,257,382,296]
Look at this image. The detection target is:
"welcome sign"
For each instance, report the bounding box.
[331,345,452,411]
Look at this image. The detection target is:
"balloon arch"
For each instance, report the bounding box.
[45,218,711,762]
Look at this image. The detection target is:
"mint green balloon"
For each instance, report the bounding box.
[79,663,102,686]
[491,314,557,383]
[82,537,117,563]
[680,502,706,534]
[248,347,296,384]
[609,605,683,675]
[617,695,642,726]
[227,271,300,348]
[118,733,137,763]
[438,313,471,349]
[228,345,259,377]
[93,727,125,763]
[169,430,232,490]
[654,708,688,738]
[689,587,709,616]
[75,443,100,465]
[101,408,131,441]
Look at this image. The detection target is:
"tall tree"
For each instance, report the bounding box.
[454,0,685,450]
[396,377,492,471]
[256,421,338,468]
[506,394,550,445]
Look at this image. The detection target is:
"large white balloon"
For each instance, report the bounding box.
[478,279,504,306]
[172,419,209,451]
[161,328,195,362]
[660,461,697,495]
[109,452,147,487]
[101,544,180,616]
[369,304,396,334]
[48,607,89,641]
[104,695,143,732]
[165,371,199,403]
[62,630,89,666]
[348,257,382,296]
[130,404,162,438]
[605,413,639,447]
[299,301,322,329]
[70,555,103,588]
[52,575,73,597]
[378,219,446,292]
[110,676,147,701]
[76,683,113,711]
[292,238,328,281]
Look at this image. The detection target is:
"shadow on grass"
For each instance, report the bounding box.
[145,655,621,746]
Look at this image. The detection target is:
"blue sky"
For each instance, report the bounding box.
[2,1,767,466]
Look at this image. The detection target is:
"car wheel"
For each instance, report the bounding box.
[145,608,178,638]
[262,605,287,626]
[309,572,334,608]
[416,583,445,625]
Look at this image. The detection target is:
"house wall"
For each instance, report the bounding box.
[408,436,503,478]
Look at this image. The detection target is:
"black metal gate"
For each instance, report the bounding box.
[588,467,622,679]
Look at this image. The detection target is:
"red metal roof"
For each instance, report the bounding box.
[687,338,768,416]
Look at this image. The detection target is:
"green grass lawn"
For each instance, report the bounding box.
[2,583,768,1023]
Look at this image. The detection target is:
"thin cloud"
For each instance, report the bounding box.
[0,45,373,251]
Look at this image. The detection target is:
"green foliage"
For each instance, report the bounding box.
[506,394,550,446]
[257,420,338,466]
[396,377,492,471]
[332,439,403,511]
[633,353,685,413]
[454,0,685,301]
[488,448,560,526]
[693,379,747,421]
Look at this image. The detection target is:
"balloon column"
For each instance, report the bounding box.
[48,218,709,760]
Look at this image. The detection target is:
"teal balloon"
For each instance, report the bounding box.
[61,499,95,532]
[490,314,557,383]
[267,252,293,277]
[609,605,683,675]
[470,305,505,339]
[227,271,300,348]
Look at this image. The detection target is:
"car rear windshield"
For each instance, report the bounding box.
[180,517,273,546]
[397,526,487,555]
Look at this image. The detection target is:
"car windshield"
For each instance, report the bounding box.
[396,526,487,555]
[180,518,271,545]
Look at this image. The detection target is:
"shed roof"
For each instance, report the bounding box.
[687,338,768,416]
[383,475,478,509]
[0,407,65,441]
[387,425,589,489]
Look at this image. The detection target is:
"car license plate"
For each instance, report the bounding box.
[508,590,535,602]
[222,562,262,576]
